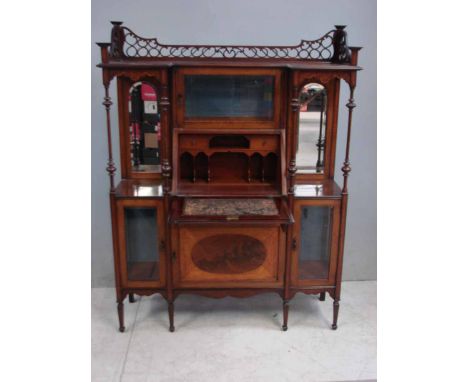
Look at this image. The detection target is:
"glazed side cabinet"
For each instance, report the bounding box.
[116,199,166,289]
[291,199,341,288]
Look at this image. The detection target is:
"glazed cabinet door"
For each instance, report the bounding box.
[173,67,282,129]
[291,199,340,287]
[116,199,166,288]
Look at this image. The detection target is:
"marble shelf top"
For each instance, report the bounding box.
[182,198,278,216]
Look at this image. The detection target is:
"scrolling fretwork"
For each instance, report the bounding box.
[108,22,351,63]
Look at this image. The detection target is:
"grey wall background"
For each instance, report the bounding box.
[91,0,376,287]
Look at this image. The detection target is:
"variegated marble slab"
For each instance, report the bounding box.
[182,198,278,216]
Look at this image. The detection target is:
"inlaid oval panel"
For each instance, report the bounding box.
[191,234,267,274]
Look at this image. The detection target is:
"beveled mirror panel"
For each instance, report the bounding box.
[296,83,327,174]
[128,82,161,173]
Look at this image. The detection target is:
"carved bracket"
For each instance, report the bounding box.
[108,70,163,85]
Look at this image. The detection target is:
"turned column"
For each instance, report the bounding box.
[159,71,175,332]
[333,46,361,330]
[282,75,300,331]
[97,41,124,331]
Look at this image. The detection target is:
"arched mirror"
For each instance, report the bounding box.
[128,82,161,173]
[296,83,327,174]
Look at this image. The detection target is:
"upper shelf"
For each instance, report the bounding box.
[114,179,342,199]
[96,22,362,71]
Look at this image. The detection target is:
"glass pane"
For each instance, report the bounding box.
[299,206,331,280]
[185,75,274,118]
[296,83,327,174]
[125,207,159,281]
[128,82,161,173]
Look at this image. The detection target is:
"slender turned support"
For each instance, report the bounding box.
[319,292,326,301]
[117,301,125,332]
[333,74,358,330]
[282,299,289,331]
[103,84,117,192]
[315,91,325,171]
[129,293,135,303]
[168,301,175,332]
[341,86,355,194]
[282,79,299,333]
[332,299,340,330]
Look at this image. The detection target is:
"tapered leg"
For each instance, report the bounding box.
[129,293,135,303]
[168,301,175,332]
[117,301,125,332]
[282,299,289,331]
[319,292,326,301]
[332,299,340,330]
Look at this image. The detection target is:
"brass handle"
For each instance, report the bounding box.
[292,237,297,250]
[159,240,165,251]
[172,251,176,261]
[226,216,239,221]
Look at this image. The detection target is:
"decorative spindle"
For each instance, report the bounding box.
[161,159,171,194]
[103,85,116,191]
[331,25,351,64]
[342,87,356,194]
[130,86,143,167]
[287,159,297,194]
[290,97,300,112]
[316,91,326,171]
[159,84,171,194]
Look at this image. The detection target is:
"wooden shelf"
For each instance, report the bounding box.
[115,179,164,198]
[99,60,362,71]
[294,180,342,199]
[114,179,342,199]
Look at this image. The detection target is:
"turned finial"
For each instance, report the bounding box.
[331,25,351,64]
[110,21,124,58]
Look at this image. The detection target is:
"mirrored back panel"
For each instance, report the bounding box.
[128,81,162,174]
[296,83,327,174]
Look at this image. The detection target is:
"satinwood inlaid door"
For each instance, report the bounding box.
[172,224,285,288]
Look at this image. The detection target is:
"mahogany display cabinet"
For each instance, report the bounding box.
[96,22,362,332]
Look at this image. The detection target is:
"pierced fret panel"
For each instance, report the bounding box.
[119,27,335,61]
